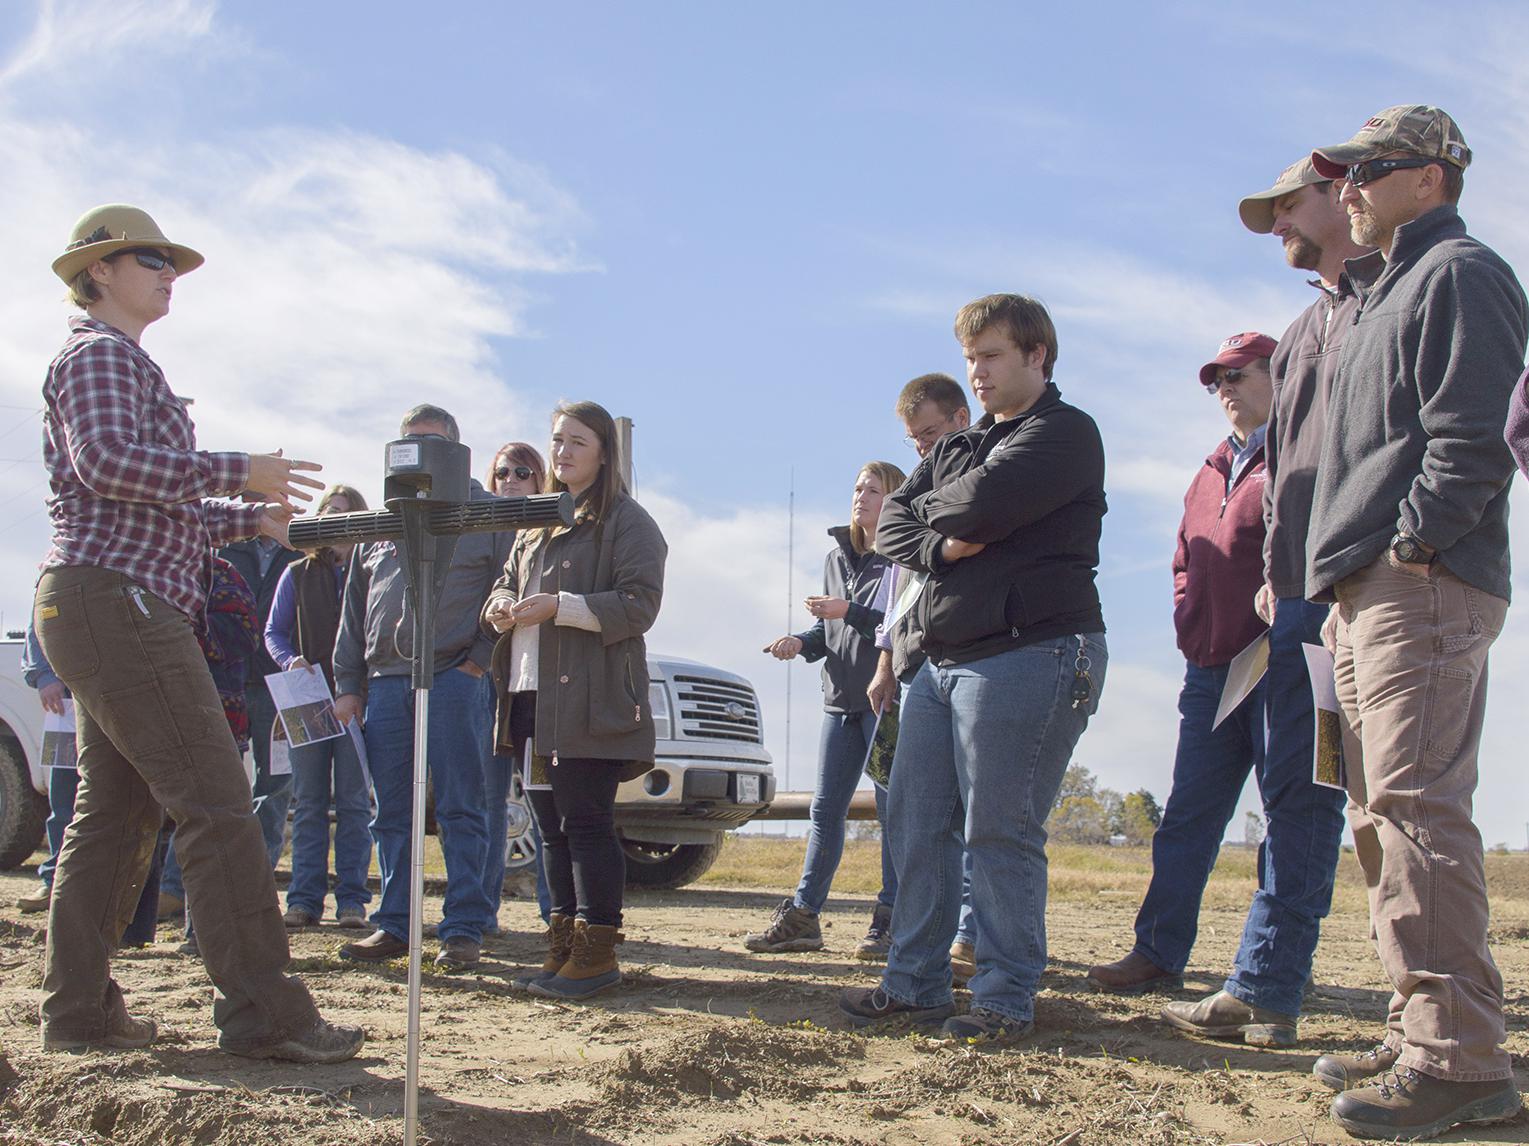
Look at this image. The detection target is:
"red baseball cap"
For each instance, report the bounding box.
[1198,332,1276,387]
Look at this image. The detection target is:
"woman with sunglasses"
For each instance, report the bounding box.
[480,442,553,932]
[746,461,906,958]
[263,484,374,932]
[482,401,666,999]
[32,204,360,1061]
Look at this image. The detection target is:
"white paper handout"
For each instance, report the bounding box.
[346,717,373,793]
[265,667,344,748]
[269,722,292,777]
[1213,632,1270,730]
[883,568,927,634]
[1301,643,1347,791]
[41,698,77,770]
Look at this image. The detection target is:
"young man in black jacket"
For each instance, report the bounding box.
[839,294,1108,1042]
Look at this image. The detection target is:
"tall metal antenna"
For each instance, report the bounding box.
[784,466,794,795]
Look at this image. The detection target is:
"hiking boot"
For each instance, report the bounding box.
[156,892,184,922]
[283,907,318,929]
[528,920,623,999]
[1314,1041,1401,1092]
[950,939,976,986]
[838,985,954,1030]
[1331,1068,1522,1140]
[940,1006,1034,1044]
[743,898,822,953]
[854,904,892,962]
[433,937,481,972]
[220,1017,365,1065]
[336,906,368,930]
[16,882,50,914]
[176,934,200,957]
[1160,989,1297,1048]
[512,912,575,990]
[339,929,408,962]
[1087,949,1183,994]
[43,1013,158,1052]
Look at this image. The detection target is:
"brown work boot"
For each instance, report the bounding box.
[1160,989,1297,1048]
[219,1017,365,1065]
[743,898,822,952]
[514,912,575,990]
[156,892,184,922]
[16,882,51,914]
[338,929,408,962]
[43,1012,158,1052]
[1313,1040,1401,1091]
[528,920,623,1000]
[949,939,975,986]
[1331,1068,1521,1140]
[1087,949,1183,994]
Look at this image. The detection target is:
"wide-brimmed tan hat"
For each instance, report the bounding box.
[1238,158,1330,235]
[1311,105,1471,180]
[52,204,204,285]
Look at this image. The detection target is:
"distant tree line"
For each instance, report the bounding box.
[1048,764,1162,845]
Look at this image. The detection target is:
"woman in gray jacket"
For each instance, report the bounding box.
[482,401,667,999]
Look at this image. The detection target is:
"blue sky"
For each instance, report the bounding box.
[2,0,1528,848]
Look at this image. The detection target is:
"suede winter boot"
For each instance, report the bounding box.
[527,919,623,999]
[513,912,575,990]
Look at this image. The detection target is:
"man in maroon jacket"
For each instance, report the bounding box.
[1087,334,1283,1012]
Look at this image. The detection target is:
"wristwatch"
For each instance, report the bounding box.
[1390,531,1434,565]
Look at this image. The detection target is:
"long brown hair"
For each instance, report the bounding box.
[850,461,907,555]
[486,441,546,492]
[546,400,627,530]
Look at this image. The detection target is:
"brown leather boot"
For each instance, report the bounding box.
[513,912,575,990]
[527,919,624,999]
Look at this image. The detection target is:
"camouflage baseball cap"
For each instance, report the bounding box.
[1311,105,1471,179]
[1238,158,1330,234]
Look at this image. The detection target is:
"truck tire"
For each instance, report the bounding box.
[620,838,723,890]
[0,738,47,870]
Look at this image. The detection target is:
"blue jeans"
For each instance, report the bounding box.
[1134,660,1266,973]
[883,635,1107,1024]
[39,764,79,886]
[250,683,292,869]
[480,677,552,926]
[793,710,895,913]
[285,727,373,917]
[1222,598,1346,1016]
[365,668,493,943]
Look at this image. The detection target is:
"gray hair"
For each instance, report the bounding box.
[399,404,459,442]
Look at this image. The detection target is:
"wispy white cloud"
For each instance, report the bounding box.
[0,0,219,90]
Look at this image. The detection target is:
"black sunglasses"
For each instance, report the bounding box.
[1204,368,1245,393]
[113,247,177,272]
[1345,156,1437,187]
[495,464,534,482]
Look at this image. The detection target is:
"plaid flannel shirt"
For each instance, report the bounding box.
[41,316,260,619]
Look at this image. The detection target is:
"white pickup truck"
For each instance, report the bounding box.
[0,638,775,888]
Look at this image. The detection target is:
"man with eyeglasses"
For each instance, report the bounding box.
[332,405,512,973]
[862,374,973,968]
[1303,106,1526,1139]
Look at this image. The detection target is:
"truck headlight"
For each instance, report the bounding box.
[649,681,671,739]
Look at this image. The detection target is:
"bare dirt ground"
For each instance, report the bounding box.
[1,840,1525,1145]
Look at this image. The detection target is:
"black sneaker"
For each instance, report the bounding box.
[1331,1068,1521,1140]
[838,985,954,1029]
[744,898,823,953]
[941,1006,1034,1044]
[854,904,892,962]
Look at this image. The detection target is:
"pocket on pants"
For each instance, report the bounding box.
[34,583,100,680]
[98,667,223,759]
[1423,665,1476,761]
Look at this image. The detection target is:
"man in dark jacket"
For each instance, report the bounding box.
[839,294,1107,1043]
[1090,333,1298,1013]
[1305,106,1526,1139]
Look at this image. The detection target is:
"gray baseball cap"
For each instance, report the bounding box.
[1238,158,1330,234]
[1311,105,1471,179]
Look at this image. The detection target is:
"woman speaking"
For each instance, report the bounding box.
[482,401,667,1000]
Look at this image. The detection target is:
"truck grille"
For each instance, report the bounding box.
[672,675,763,744]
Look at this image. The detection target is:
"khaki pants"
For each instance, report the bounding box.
[1331,554,1509,1081]
[34,566,319,1049]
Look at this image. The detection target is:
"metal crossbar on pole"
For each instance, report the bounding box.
[290,481,571,1146]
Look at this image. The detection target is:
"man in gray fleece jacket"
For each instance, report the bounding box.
[1304,106,1527,1140]
[332,405,513,972]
